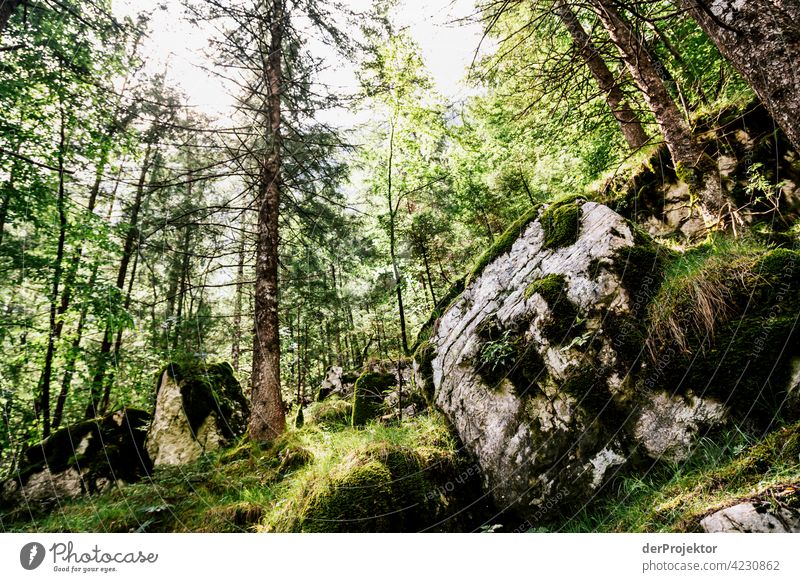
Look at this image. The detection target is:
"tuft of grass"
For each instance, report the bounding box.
[556,422,800,532]
[645,235,768,356]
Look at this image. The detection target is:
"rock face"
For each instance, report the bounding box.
[421,199,732,520]
[701,502,800,533]
[146,361,248,467]
[1,408,152,509]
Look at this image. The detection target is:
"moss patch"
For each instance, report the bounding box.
[351,372,396,426]
[466,204,543,286]
[643,244,800,421]
[541,197,583,250]
[557,421,800,532]
[307,397,352,427]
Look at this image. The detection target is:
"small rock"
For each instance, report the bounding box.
[701,502,800,533]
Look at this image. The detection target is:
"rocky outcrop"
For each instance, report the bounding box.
[146,361,248,467]
[701,501,800,533]
[1,408,152,510]
[419,199,736,521]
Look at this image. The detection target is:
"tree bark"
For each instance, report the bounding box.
[554,0,649,150]
[590,0,730,225]
[679,0,800,151]
[0,0,23,34]
[231,224,247,372]
[250,0,287,442]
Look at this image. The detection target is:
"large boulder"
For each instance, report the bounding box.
[146,361,248,467]
[422,197,800,521]
[1,408,152,510]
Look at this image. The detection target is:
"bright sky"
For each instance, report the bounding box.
[111,0,487,124]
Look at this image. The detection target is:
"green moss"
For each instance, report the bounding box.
[412,340,435,406]
[300,459,393,532]
[351,372,396,426]
[161,360,249,440]
[524,273,584,344]
[306,397,352,427]
[541,196,583,250]
[610,232,670,316]
[466,204,543,285]
[297,441,482,533]
[644,246,800,420]
[411,276,465,353]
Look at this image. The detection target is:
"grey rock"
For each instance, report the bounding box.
[425,201,729,520]
[701,502,800,533]
[145,362,248,467]
[1,408,151,509]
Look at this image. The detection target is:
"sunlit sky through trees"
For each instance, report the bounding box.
[111,0,488,126]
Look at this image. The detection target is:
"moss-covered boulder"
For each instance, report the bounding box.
[290,442,486,532]
[1,408,152,512]
[145,361,248,466]
[351,371,395,426]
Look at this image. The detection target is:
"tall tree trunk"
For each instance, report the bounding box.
[86,145,153,418]
[679,0,800,151]
[250,0,287,442]
[231,225,247,372]
[37,96,68,438]
[554,0,649,150]
[420,245,437,307]
[386,120,410,355]
[590,0,730,226]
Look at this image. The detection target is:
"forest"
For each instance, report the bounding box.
[0,0,799,533]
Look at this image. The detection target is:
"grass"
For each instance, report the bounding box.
[1,412,465,533]
[645,235,769,356]
[554,421,800,532]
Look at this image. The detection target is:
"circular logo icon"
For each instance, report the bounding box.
[20,542,46,570]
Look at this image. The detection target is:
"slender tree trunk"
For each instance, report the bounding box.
[37,97,68,438]
[679,0,800,151]
[171,226,191,352]
[386,120,409,355]
[53,164,123,430]
[250,0,287,441]
[421,245,437,306]
[231,225,246,372]
[554,0,649,150]
[590,0,730,225]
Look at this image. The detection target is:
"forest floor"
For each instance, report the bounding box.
[3,411,798,533]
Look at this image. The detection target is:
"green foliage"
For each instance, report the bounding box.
[467,204,542,285]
